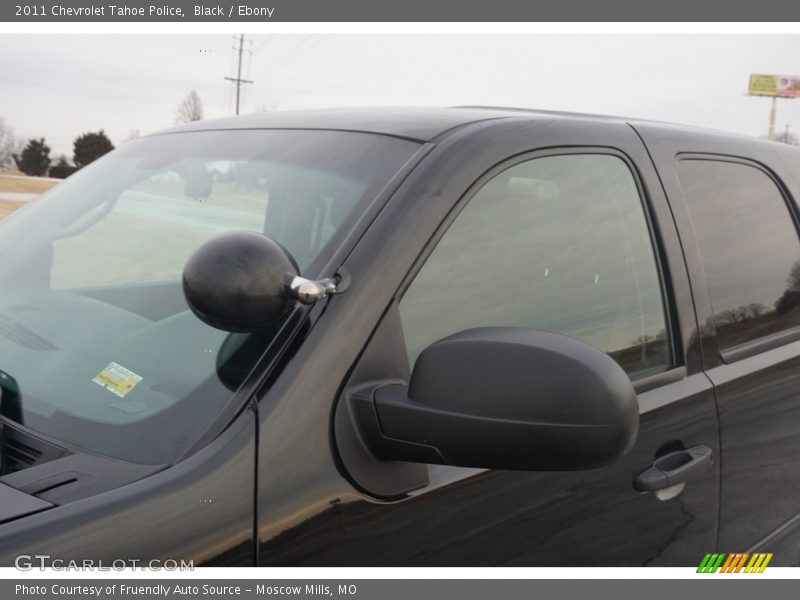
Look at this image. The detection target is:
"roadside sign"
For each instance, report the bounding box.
[749,73,800,97]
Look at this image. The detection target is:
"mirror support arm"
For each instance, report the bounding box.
[286,267,351,304]
[286,275,337,304]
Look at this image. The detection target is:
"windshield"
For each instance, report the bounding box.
[0,129,419,465]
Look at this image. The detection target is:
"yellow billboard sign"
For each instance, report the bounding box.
[749,74,800,98]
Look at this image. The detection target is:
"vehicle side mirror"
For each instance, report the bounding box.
[182,231,300,333]
[183,164,213,200]
[348,327,639,471]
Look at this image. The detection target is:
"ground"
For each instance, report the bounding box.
[0,169,60,219]
[0,199,22,219]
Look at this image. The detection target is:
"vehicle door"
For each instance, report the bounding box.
[257,117,720,566]
[636,123,800,565]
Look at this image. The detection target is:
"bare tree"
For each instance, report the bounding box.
[776,259,800,314]
[123,128,141,143]
[0,117,22,169]
[175,91,204,125]
[789,261,800,291]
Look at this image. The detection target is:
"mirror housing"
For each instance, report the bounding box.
[182,231,299,333]
[348,327,639,471]
[182,162,213,199]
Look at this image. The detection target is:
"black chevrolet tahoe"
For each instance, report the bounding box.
[0,107,799,566]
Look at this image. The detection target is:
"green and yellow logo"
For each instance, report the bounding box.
[697,552,773,573]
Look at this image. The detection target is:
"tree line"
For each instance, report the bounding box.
[0,90,204,179]
[10,132,115,178]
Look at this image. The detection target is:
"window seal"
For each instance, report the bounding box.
[633,366,687,394]
[720,325,800,364]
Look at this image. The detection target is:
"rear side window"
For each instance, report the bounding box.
[677,159,800,349]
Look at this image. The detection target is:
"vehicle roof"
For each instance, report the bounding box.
[159,107,535,142]
[158,106,763,146]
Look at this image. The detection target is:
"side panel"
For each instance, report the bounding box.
[636,123,800,564]
[0,408,256,566]
[263,372,716,566]
[256,118,719,566]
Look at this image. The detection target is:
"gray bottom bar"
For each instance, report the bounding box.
[4,580,794,600]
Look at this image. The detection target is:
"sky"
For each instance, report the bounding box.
[2,34,800,157]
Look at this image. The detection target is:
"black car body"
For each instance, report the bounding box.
[1,107,800,566]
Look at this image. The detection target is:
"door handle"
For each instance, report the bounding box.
[634,444,713,492]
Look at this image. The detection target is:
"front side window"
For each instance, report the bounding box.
[0,129,419,464]
[400,153,671,379]
[677,159,800,350]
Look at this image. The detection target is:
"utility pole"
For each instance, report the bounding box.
[768,96,777,140]
[224,34,253,115]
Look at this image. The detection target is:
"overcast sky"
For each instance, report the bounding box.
[3,34,800,157]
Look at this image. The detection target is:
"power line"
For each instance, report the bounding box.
[271,36,328,73]
[245,39,253,79]
[251,35,325,78]
[224,42,235,113]
[252,35,274,55]
[224,34,254,115]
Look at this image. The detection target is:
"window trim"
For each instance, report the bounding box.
[395,146,681,381]
[675,153,800,363]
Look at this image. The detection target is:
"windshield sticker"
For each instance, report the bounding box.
[92,362,143,398]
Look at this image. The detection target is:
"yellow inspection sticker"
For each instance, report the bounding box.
[92,362,142,398]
